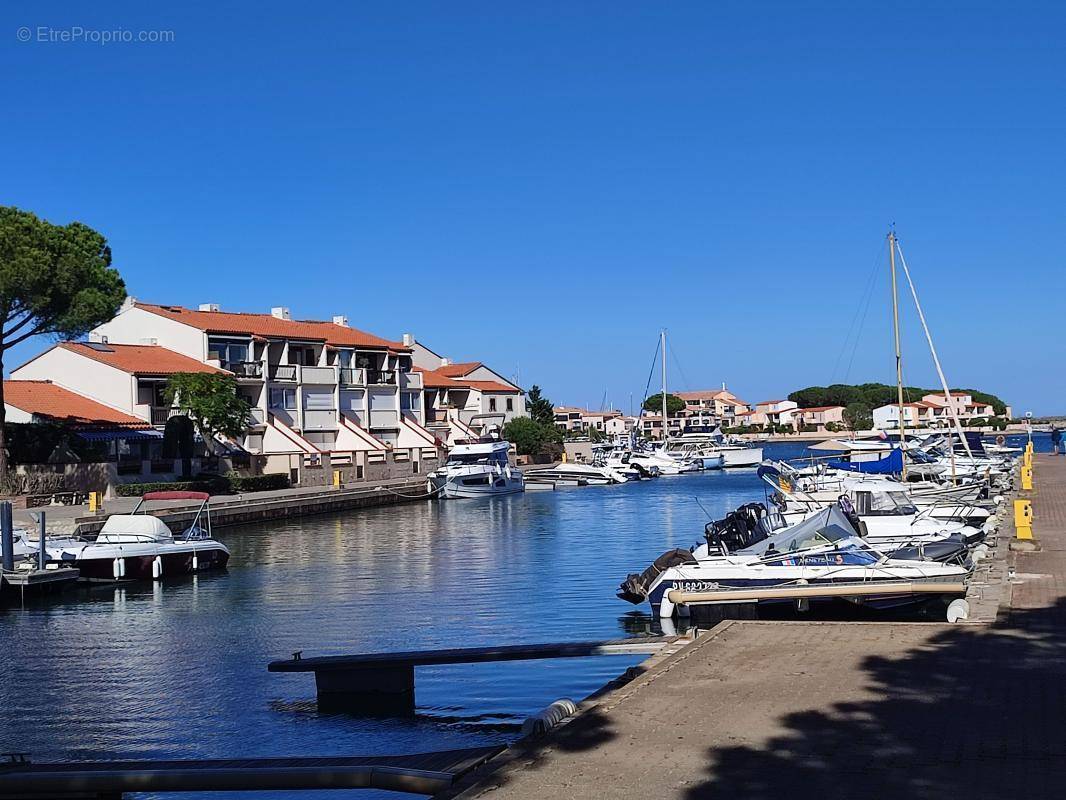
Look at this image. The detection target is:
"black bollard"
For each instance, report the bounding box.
[1,502,13,571]
[38,511,47,571]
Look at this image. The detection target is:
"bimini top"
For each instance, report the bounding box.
[448,441,511,456]
[97,514,174,544]
[142,490,211,501]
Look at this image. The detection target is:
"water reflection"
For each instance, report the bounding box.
[1,444,808,799]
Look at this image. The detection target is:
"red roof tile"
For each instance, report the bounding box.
[799,405,845,413]
[414,367,519,393]
[136,303,408,352]
[59,342,224,376]
[436,362,482,378]
[4,381,150,428]
[465,380,521,394]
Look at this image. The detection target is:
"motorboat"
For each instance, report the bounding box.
[668,432,763,468]
[661,439,724,470]
[428,440,525,498]
[629,448,701,475]
[44,491,229,581]
[525,459,633,485]
[618,504,970,619]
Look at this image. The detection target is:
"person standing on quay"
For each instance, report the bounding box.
[1052,425,1062,455]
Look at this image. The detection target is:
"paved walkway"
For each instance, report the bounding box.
[446,455,1066,800]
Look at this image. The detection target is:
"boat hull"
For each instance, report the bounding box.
[64,545,229,582]
[721,448,763,468]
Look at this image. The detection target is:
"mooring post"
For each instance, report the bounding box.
[38,511,47,571]
[1,501,14,571]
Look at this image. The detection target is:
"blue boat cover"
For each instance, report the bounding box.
[827,448,903,475]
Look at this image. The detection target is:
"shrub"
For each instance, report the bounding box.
[825,422,841,433]
[115,478,228,497]
[227,472,290,492]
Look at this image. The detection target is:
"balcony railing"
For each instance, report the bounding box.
[269,364,297,381]
[300,365,337,384]
[338,367,367,386]
[224,360,263,379]
[369,409,399,428]
[425,408,449,425]
[368,370,397,386]
[399,371,423,390]
[303,409,338,430]
[248,408,267,426]
[150,407,174,426]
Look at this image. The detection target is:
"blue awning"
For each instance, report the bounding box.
[76,429,163,442]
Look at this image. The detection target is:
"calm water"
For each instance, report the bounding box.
[0,436,1043,798]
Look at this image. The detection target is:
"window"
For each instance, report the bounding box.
[401,392,418,412]
[506,398,513,411]
[338,350,354,369]
[489,397,497,412]
[208,340,249,364]
[303,389,334,410]
[269,388,296,410]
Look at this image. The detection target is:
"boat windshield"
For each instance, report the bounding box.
[862,491,918,516]
[447,451,508,466]
[781,522,855,552]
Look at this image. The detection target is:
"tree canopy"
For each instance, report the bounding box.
[526,384,555,428]
[788,383,1007,416]
[642,393,686,416]
[164,373,251,455]
[502,416,563,458]
[0,207,127,477]
[842,402,873,432]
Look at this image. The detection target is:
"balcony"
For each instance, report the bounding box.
[150,406,176,426]
[268,364,297,382]
[223,360,264,380]
[367,370,397,386]
[399,371,423,390]
[248,408,267,427]
[303,409,338,430]
[339,367,367,387]
[369,409,399,428]
[425,408,449,425]
[300,365,337,384]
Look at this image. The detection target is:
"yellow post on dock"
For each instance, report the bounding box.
[1022,465,1034,491]
[333,470,342,489]
[1014,498,1033,540]
[88,492,102,513]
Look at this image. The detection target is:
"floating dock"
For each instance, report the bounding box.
[0,566,80,602]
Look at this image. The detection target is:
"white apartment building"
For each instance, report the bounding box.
[873,393,998,430]
[747,399,799,428]
[12,300,444,478]
[676,388,751,428]
[410,340,526,445]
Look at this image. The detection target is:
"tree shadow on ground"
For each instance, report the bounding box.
[683,599,1066,800]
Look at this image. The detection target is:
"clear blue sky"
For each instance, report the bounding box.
[3,1,1064,413]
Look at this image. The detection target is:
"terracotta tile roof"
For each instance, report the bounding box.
[581,410,621,418]
[756,399,787,406]
[59,342,224,376]
[800,405,845,413]
[466,380,520,394]
[415,367,520,393]
[136,303,408,352]
[676,389,738,401]
[4,381,150,428]
[436,362,482,378]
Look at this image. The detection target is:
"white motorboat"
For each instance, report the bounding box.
[661,440,724,470]
[44,491,230,581]
[429,440,525,498]
[619,504,969,619]
[526,460,633,485]
[667,433,763,468]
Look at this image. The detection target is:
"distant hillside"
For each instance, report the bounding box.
[788,383,1008,416]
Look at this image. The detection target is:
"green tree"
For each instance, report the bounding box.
[502,416,563,457]
[162,415,197,477]
[843,402,873,433]
[526,384,555,428]
[0,207,126,479]
[164,373,250,456]
[642,393,686,416]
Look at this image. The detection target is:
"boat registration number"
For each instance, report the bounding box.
[675,580,720,592]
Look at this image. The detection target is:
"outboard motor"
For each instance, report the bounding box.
[704,503,772,553]
[618,548,698,604]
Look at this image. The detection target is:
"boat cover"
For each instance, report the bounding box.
[827,448,903,475]
[98,515,173,542]
[740,505,861,556]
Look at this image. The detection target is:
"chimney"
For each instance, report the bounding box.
[271,307,291,320]
[199,303,221,312]
[402,333,414,347]
[120,296,137,311]
[332,315,349,327]
[440,357,450,367]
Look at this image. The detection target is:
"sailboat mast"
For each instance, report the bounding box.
[888,231,908,480]
[661,329,668,442]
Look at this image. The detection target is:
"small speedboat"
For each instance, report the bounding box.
[526,460,633,485]
[45,491,229,581]
[428,440,525,498]
[619,504,970,620]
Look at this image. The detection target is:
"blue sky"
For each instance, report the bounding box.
[3,1,1064,413]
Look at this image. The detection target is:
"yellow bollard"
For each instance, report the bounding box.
[1023,450,1032,469]
[562,451,568,463]
[333,469,342,489]
[1022,465,1033,491]
[1014,499,1033,540]
[88,492,102,513]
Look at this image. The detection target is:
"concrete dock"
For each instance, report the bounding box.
[443,454,1066,800]
[12,475,431,536]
